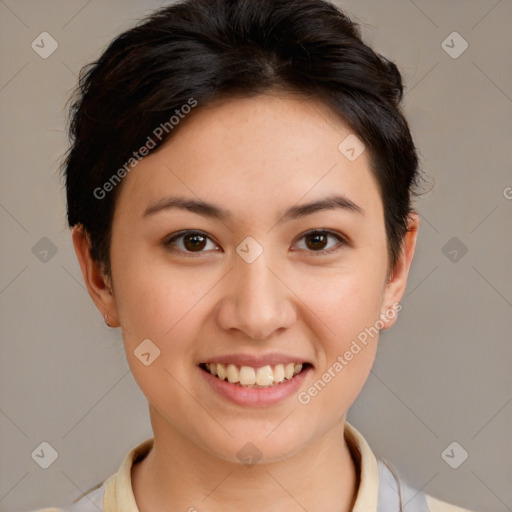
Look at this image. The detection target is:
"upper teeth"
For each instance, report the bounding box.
[204,362,303,387]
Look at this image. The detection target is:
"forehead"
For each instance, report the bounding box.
[113,94,383,225]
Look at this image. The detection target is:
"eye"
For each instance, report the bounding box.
[292,229,346,255]
[163,230,220,255]
[163,229,347,256]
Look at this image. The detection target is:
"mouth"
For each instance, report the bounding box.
[199,362,312,388]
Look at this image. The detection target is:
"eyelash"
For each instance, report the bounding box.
[163,229,347,256]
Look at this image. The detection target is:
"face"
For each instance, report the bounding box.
[74,93,418,463]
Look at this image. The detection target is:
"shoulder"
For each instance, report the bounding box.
[377,458,475,512]
[27,481,106,512]
[26,509,62,512]
[425,494,475,512]
[27,437,153,512]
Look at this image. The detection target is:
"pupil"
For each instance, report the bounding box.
[185,234,206,251]
[307,233,327,250]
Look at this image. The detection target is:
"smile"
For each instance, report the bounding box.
[200,362,309,388]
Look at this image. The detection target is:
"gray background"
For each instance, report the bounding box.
[0,0,511,511]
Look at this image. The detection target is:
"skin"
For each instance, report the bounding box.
[72,93,419,512]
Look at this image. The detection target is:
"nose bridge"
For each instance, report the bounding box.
[217,248,295,340]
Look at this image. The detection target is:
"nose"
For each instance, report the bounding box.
[216,252,297,341]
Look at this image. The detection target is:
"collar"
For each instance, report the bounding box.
[102,421,380,512]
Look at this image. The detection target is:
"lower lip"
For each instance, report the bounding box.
[199,365,312,407]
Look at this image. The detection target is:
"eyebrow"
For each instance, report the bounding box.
[142,194,364,222]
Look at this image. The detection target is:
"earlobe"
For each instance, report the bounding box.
[71,225,119,327]
[380,212,420,330]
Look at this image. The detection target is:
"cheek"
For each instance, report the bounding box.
[111,243,192,335]
[296,261,386,346]
[293,261,385,404]
[296,276,382,418]
[113,264,211,415]
[111,251,220,373]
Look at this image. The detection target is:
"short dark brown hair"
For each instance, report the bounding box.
[63,0,425,277]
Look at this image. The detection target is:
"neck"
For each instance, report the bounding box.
[132,411,359,512]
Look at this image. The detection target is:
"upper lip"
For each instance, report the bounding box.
[200,352,312,368]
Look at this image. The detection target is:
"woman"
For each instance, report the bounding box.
[34,0,474,510]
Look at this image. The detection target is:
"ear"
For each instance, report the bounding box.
[71,225,119,327]
[380,212,420,330]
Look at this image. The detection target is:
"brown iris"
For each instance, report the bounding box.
[304,232,328,251]
[183,233,207,251]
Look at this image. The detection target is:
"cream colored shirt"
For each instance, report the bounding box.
[31,422,474,512]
